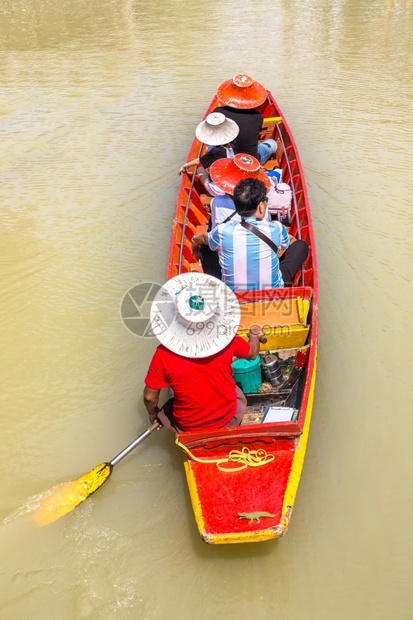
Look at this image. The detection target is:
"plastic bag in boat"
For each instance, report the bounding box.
[267,178,292,224]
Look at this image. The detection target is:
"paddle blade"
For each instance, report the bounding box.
[32,462,112,527]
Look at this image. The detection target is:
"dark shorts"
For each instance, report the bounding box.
[157,386,247,433]
[279,239,309,285]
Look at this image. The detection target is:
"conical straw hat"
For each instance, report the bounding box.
[210,153,271,195]
[195,112,239,146]
[150,272,241,358]
[217,74,267,109]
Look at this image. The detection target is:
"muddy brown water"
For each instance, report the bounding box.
[1,1,412,618]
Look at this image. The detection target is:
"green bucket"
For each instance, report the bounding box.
[232,356,262,394]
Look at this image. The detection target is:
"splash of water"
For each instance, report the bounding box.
[2,463,112,528]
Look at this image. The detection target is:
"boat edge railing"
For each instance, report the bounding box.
[275,123,304,286]
[178,142,204,275]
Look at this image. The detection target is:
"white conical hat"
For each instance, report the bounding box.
[195,112,239,146]
[150,272,241,358]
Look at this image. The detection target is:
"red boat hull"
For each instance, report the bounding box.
[166,88,318,543]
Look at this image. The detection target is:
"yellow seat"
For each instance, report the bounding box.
[237,296,311,349]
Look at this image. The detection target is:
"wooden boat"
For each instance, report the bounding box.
[166,86,317,544]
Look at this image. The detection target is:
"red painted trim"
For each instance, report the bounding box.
[178,420,303,449]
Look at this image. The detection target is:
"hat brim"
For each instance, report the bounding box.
[217,79,267,109]
[195,116,239,146]
[210,158,271,195]
[150,273,241,358]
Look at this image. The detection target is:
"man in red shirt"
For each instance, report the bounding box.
[143,272,264,432]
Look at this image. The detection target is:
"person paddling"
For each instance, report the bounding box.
[143,272,265,432]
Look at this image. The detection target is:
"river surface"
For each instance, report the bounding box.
[0,1,412,618]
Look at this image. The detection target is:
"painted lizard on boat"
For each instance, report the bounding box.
[237,511,278,523]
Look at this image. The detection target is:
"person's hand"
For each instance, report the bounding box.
[200,194,212,207]
[149,410,163,429]
[288,234,297,244]
[248,324,266,342]
[149,419,163,431]
[179,165,187,175]
[191,242,202,261]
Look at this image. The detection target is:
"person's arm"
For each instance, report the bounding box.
[143,349,167,426]
[191,231,209,259]
[279,224,290,250]
[179,158,200,175]
[196,168,225,197]
[143,386,162,424]
[195,166,209,185]
[192,231,209,246]
[245,325,266,360]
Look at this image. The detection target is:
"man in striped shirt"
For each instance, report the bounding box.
[192,178,309,292]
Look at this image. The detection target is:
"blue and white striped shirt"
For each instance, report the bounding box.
[211,195,270,229]
[208,217,290,291]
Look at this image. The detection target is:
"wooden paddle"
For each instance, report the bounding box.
[32,422,161,527]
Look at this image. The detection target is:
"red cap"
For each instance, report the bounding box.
[210,154,271,195]
[217,74,267,109]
